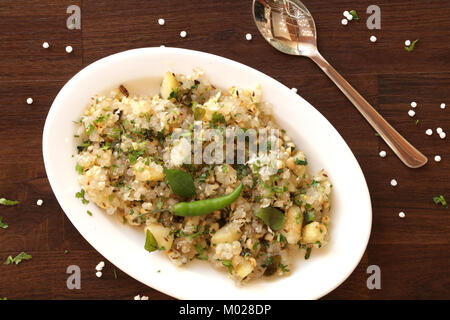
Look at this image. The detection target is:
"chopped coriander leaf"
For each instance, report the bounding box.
[374,132,380,137]
[210,112,226,127]
[4,252,32,265]
[0,198,19,206]
[279,263,290,272]
[415,119,419,125]
[349,9,359,20]
[0,216,8,229]
[64,250,69,254]
[75,189,89,205]
[86,124,95,135]
[218,259,233,274]
[304,247,312,259]
[87,210,93,216]
[405,39,419,52]
[75,163,84,175]
[295,158,307,166]
[128,149,144,164]
[304,210,315,224]
[433,195,448,208]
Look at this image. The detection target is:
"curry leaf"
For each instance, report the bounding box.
[164,169,196,197]
[144,230,158,252]
[255,207,286,231]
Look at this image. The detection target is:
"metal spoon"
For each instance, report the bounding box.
[252,0,427,168]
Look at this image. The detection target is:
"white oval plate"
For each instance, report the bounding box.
[43,47,372,300]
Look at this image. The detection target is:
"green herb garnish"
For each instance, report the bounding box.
[219,259,233,274]
[75,163,84,175]
[164,169,196,197]
[405,39,419,52]
[349,10,359,20]
[0,217,8,229]
[75,189,89,204]
[144,230,158,252]
[433,195,448,208]
[255,207,286,231]
[0,198,19,206]
[4,252,32,265]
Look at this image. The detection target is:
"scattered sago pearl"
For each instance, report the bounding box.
[439,132,446,139]
[42,42,50,49]
[390,179,398,187]
[160,45,165,48]
[425,129,433,136]
[65,45,73,53]
[291,87,298,93]
[341,18,348,26]
[434,155,441,162]
[408,110,415,117]
[347,14,353,21]
[379,150,387,158]
[245,33,252,41]
[405,40,411,46]
[26,97,33,105]
[399,212,406,218]
[99,261,105,268]
[370,35,377,43]
[134,295,141,300]
[441,103,446,109]
[410,101,417,108]
[180,31,187,38]
[436,127,443,134]
[140,296,149,300]
[343,10,350,17]
[36,199,43,206]
[95,271,102,278]
[158,18,165,25]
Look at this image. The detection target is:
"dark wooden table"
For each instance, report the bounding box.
[0,0,449,300]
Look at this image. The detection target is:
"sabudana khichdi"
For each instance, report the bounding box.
[73,70,332,284]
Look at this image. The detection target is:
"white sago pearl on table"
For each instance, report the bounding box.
[405,40,411,46]
[436,127,443,134]
[95,271,102,278]
[26,97,33,105]
[441,103,446,109]
[343,10,350,17]
[36,199,43,206]
[425,129,433,136]
[399,211,406,218]
[439,132,446,139]
[379,150,386,158]
[434,155,441,162]
[341,18,348,26]
[180,30,187,38]
[65,45,73,53]
[410,101,417,108]
[245,33,252,41]
[370,35,377,43]
[42,42,50,49]
[390,179,398,187]
[291,87,298,93]
[408,110,415,117]
[158,18,165,25]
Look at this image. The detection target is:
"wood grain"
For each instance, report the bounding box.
[0,0,449,300]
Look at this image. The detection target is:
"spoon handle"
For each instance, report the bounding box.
[310,52,427,168]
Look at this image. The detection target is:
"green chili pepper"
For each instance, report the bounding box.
[173,183,243,216]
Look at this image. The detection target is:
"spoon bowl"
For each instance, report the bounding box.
[253,0,427,168]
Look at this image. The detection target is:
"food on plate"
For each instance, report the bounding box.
[73,70,332,284]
